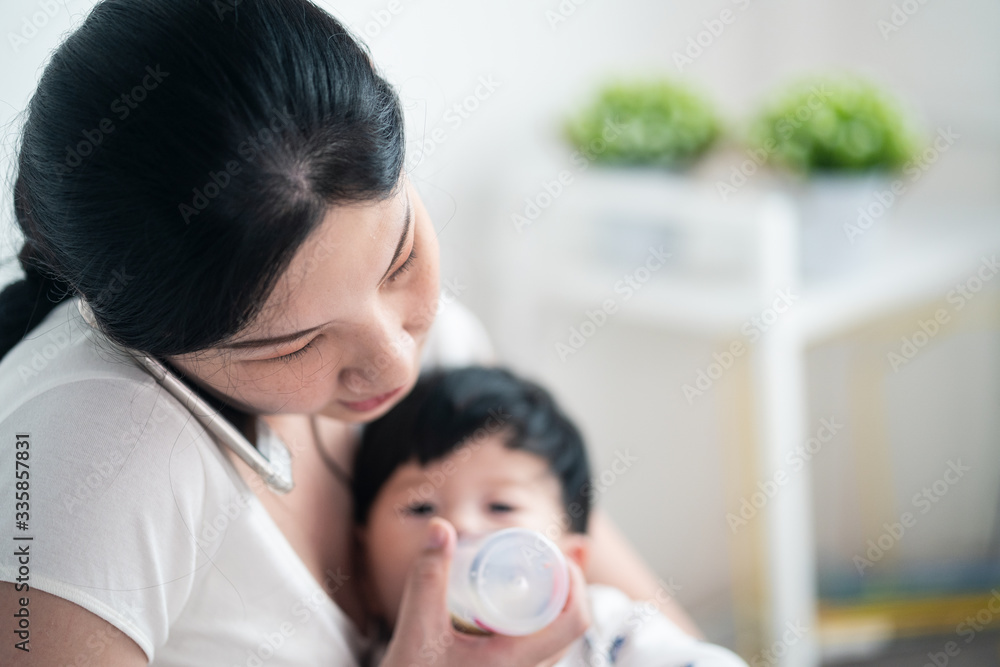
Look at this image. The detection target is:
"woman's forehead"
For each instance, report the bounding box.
[251,186,411,335]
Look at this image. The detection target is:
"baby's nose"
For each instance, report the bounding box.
[446,508,489,541]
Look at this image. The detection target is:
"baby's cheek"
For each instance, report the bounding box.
[370,529,425,625]
[518,508,566,537]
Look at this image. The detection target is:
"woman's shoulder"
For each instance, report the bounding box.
[0,299,277,662]
[0,297,236,523]
[0,298,222,489]
[0,297,162,408]
[0,297,244,513]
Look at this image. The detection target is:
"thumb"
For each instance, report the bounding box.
[394,518,456,637]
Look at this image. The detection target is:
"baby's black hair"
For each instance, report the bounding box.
[352,366,592,533]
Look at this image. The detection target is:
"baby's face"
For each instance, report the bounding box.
[360,433,584,627]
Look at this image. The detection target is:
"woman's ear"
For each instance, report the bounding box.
[560,533,590,573]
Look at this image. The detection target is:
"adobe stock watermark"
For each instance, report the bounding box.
[213,0,244,21]
[17,321,79,384]
[199,451,319,554]
[952,590,1000,657]
[521,448,639,563]
[55,65,170,175]
[545,0,592,31]
[411,626,458,666]
[622,577,684,636]
[195,492,255,552]
[682,289,798,403]
[716,85,832,201]
[580,449,638,507]
[405,75,502,172]
[18,267,133,384]
[359,277,469,387]
[749,619,809,667]
[236,567,352,667]
[843,126,959,244]
[880,586,1000,667]
[877,0,932,41]
[178,107,294,224]
[59,601,145,667]
[554,246,671,362]
[512,117,625,234]
[887,255,997,372]
[673,0,754,72]
[356,0,413,41]
[393,407,511,522]
[853,459,969,575]
[726,417,843,534]
[61,395,174,514]
[7,0,81,53]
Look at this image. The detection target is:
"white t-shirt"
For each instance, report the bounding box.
[0,295,492,666]
[556,585,747,667]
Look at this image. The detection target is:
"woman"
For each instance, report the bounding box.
[0,1,698,664]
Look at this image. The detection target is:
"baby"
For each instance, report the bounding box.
[352,366,747,666]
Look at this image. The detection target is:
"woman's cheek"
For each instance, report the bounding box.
[232,362,335,413]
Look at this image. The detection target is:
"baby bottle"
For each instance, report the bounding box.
[447,527,570,636]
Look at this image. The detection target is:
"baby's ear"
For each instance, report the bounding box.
[560,533,590,573]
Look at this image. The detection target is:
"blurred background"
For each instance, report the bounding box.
[2,1,999,664]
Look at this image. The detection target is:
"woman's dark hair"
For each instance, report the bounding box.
[353,366,593,533]
[0,0,405,361]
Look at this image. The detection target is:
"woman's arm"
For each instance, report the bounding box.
[585,508,704,639]
[0,583,148,666]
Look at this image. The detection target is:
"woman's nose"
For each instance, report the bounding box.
[338,322,415,395]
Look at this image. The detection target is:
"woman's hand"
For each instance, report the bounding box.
[379,518,591,667]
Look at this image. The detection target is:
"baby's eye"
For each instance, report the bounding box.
[405,502,435,517]
[488,502,516,513]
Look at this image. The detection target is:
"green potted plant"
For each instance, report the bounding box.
[748,72,925,278]
[557,78,726,273]
[565,78,721,169]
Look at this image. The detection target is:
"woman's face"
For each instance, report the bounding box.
[167,176,440,423]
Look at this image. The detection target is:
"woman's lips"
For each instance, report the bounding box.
[339,386,404,413]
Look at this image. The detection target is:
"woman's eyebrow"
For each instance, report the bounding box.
[219,323,324,350]
[379,195,413,283]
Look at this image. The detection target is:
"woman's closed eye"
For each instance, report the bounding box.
[387,247,417,283]
[265,340,315,363]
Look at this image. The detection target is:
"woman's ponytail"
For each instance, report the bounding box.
[0,226,75,361]
[0,163,76,361]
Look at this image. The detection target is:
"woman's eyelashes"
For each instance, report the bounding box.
[387,247,417,283]
[264,340,315,363]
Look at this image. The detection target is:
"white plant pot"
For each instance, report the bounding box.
[791,172,894,281]
[556,166,757,281]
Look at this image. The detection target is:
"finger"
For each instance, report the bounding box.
[392,518,456,639]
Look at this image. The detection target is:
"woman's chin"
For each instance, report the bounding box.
[320,401,392,424]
